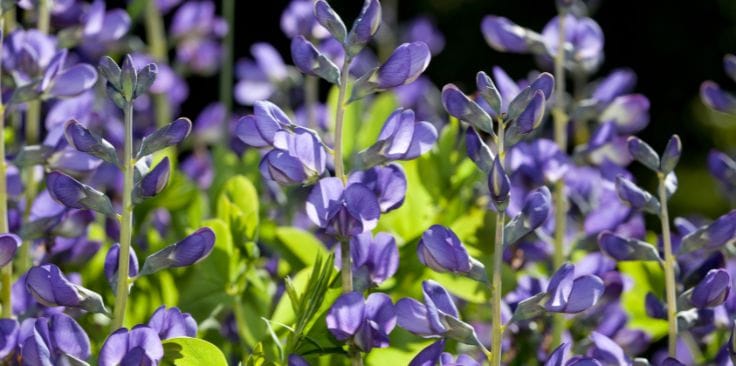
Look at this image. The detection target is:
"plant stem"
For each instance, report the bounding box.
[490,119,506,366]
[304,76,318,128]
[658,172,677,356]
[333,57,352,184]
[219,0,235,133]
[550,11,568,349]
[144,0,171,127]
[37,0,49,34]
[112,102,135,330]
[18,0,50,274]
[0,10,11,319]
[339,239,352,293]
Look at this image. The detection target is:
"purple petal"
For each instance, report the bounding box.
[481,16,528,53]
[417,225,471,274]
[48,64,98,98]
[376,42,431,89]
[326,292,365,340]
[0,233,21,267]
[395,298,434,336]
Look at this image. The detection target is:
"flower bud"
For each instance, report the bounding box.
[346,0,381,56]
[615,176,660,214]
[442,84,494,134]
[137,117,192,158]
[476,71,502,115]
[26,264,109,314]
[545,263,604,313]
[481,16,528,53]
[139,228,216,275]
[627,137,660,172]
[691,269,731,309]
[64,119,119,166]
[314,0,346,42]
[660,135,682,174]
[47,171,116,217]
[135,157,171,200]
[291,36,341,84]
[417,225,471,274]
[0,233,20,267]
[104,243,140,290]
[597,231,660,262]
[488,156,510,210]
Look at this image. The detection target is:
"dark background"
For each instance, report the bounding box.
[176,0,736,216]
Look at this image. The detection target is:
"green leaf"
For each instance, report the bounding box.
[178,219,234,319]
[355,93,397,152]
[619,261,668,338]
[216,175,260,241]
[161,337,228,366]
[274,227,328,267]
[376,160,434,242]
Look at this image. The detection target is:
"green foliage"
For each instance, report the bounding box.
[618,261,668,338]
[216,175,260,242]
[161,337,228,366]
[274,227,328,268]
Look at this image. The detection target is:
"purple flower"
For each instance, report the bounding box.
[375,42,431,89]
[326,292,396,352]
[690,269,731,309]
[3,30,57,86]
[409,339,446,366]
[660,135,682,174]
[260,128,328,185]
[20,314,91,365]
[104,243,140,290]
[361,108,438,165]
[701,81,736,114]
[441,84,494,134]
[236,101,292,148]
[645,292,666,320]
[544,263,604,313]
[599,94,650,134]
[396,280,480,343]
[139,227,216,275]
[417,225,472,274]
[541,15,604,73]
[481,16,529,53]
[708,150,736,192]
[99,325,164,366]
[25,264,108,313]
[281,0,330,39]
[403,17,445,56]
[137,118,192,158]
[235,43,289,106]
[81,1,131,57]
[335,232,399,287]
[148,306,198,340]
[0,233,21,267]
[591,69,637,104]
[351,42,432,101]
[0,319,18,360]
[587,332,630,366]
[170,1,226,74]
[305,177,380,238]
[36,50,98,99]
[348,164,407,213]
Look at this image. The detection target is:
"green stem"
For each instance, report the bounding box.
[0,10,11,318]
[304,76,318,128]
[490,119,506,366]
[658,173,677,356]
[219,0,235,132]
[111,102,135,330]
[333,57,352,184]
[340,239,352,293]
[144,0,170,127]
[550,10,568,349]
[233,296,250,364]
[37,0,49,34]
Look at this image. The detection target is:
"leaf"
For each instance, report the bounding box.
[376,160,434,241]
[216,175,260,241]
[618,261,668,338]
[161,337,228,366]
[178,219,234,319]
[274,227,328,268]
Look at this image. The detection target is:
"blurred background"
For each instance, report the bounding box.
[132,0,736,217]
